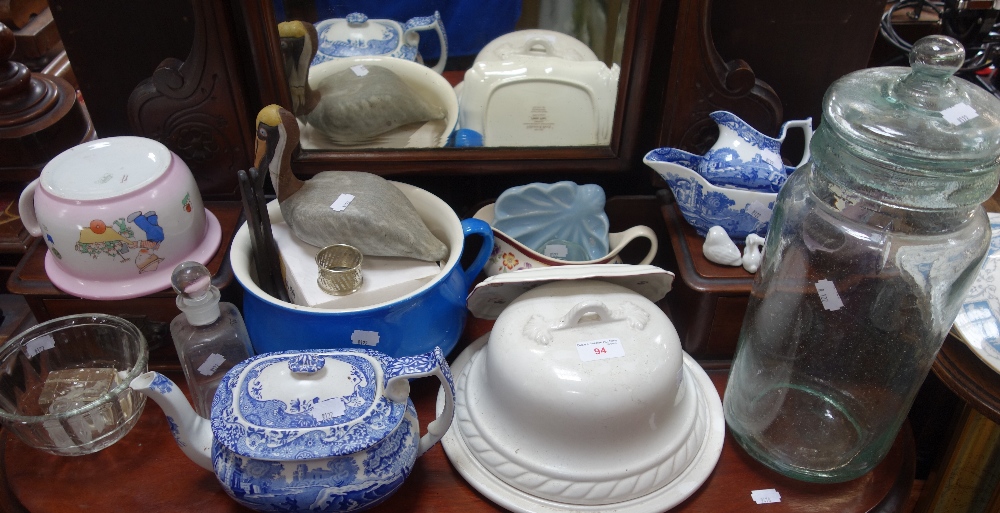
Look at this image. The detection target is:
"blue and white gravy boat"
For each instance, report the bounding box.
[130,347,455,512]
[312,12,448,74]
[701,111,812,193]
[644,147,777,239]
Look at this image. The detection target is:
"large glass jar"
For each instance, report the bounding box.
[724,36,1000,482]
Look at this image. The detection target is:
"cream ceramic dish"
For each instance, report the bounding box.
[474,29,599,63]
[466,264,674,320]
[459,56,619,147]
[18,137,221,300]
[299,57,458,149]
[440,280,725,511]
[474,203,656,277]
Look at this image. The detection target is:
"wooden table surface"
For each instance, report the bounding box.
[0,318,914,513]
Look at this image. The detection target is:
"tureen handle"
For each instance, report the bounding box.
[525,301,651,345]
[384,346,455,457]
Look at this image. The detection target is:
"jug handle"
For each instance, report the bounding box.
[17,179,42,237]
[608,225,658,265]
[460,218,494,288]
[778,117,814,168]
[404,11,448,74]
[384,346,456,457]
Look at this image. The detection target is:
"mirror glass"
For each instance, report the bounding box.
[270,0,630,151]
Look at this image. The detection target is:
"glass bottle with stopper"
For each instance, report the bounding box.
[169,261,254,418]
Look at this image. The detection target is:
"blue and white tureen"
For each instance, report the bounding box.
[130,347,455,512]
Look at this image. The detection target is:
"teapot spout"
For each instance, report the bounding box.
[130,371,213,471]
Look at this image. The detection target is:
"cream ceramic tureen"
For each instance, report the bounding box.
[441,276,725,512]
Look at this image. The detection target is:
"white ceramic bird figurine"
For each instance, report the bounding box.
[702,226,742,266]
[743,234,766,273]
[254,104,448,262]
[277,20,445,144]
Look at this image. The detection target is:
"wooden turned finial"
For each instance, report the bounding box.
[0,21,92,175]
[0,21,13,57]
[0,21,64,131]
[0,22,32,104]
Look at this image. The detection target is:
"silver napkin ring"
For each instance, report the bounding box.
[316,244,363,295]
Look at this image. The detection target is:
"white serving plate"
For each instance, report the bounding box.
[952,212,1000,374]
[458,57,619,147]
[466,264,674,320]
[300,57,458,149]
[437,334,725,513]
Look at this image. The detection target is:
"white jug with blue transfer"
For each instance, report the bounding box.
[311,12,448,73]
[724,36,1000,483]
[700,111,813,193]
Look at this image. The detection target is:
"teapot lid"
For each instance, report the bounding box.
[210,349,407,461]
[822,36,1000,206]
[314,13,401,59]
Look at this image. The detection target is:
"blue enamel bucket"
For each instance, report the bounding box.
[231,182,492,358]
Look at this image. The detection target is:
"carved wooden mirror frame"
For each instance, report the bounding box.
[235,0,665,177]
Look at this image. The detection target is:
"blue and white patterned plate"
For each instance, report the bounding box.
[953,212,1000,375]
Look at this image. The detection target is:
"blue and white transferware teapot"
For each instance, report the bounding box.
[311,12,449,74]
[130,347,455,512]
[700,111,813,193]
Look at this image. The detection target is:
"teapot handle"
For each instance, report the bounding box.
[404,11,448,74]
[384,346,456,457]
[778,117,814,169]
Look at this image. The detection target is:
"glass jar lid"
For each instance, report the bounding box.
[822,35,1000,204]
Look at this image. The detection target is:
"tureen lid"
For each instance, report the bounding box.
[210,349,408,460]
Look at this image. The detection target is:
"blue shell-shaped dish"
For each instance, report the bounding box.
[492,182,610,261]
[643,147,776,239]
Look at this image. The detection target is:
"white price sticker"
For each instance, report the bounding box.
[751,489,781,504]
[350,65,369,77]
[25,335,55,358]
[352,329,380,347]
[197,353,227,376]
[544,244,568,258]
[941,103,979,126]
[815,279,844,311]
[309,398,346,422]
[330,193,355,211]
[747,201,773,223]
[576,338,625,361]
